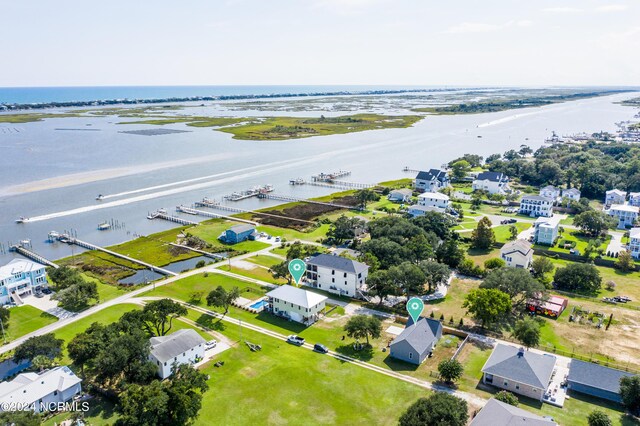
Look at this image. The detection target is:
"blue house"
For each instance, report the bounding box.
[0,259,48,306]
[567,360,635,403]
[221,224,257,244]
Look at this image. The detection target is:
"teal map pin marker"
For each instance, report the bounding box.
[288,259,306,286]
[406,297,424,324]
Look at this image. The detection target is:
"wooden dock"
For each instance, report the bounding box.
[147,209,198,226]
[9,245,59,268]
[287,179,373,190]
[54,233,177,276]
[176,205,258,225]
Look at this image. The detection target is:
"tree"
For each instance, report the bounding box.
[463,288,511,328]
[573,211,616,236]
[360,237,411,269]
[495,390,519,406]
[509,225,518,240]
[163,364,210,425]
[483,258,505,270]
[405,233,434,263]
[270,261,292,285]
[206,286,241,318]
[554,263,602,294]
[388,262,426,295]
[617,250,635,272]
[327,215,364,244]
[344,315,382,345]
[0,306,9,328]
[471,217,495,249]
[143,299,188,336]
[531,257,554,278]
[53,280,99,311]
[14,333,63,361]
[587,410,612,426]
[355,189,379,209]
[437,359,464,383]
[117,380,169,426]
[450,160,471,181]
[32,354,54,371]
[418,260,451,293]
[68,322,113,375]
[435,239,465,268]
[94,329,157,385]
[195,260,206,268]
[620,375,640,415]
[399,393,468,426]
[47,265,85,289]
[513,317,541,349]
[0,411,40,426]
[481,267,545,310]
[366,270,400,305]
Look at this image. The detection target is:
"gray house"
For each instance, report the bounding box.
[566,360,635,403]
[389,317,443,365]
[471,398,557,426]
[481,344,556,401]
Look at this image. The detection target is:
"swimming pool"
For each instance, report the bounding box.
[249,299,268,310]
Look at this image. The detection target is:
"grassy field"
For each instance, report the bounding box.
[186,219,270,253]
[245,254,283,268]
[224,264,288,285]
[537,231,612,256]
[4,305,57,342]
[216,114,423,140]
[0,113,81,123]
[119,116,248,127]
[108,227,199,266]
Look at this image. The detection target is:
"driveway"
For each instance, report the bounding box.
[22,294,75,319]
[606,231,626,256]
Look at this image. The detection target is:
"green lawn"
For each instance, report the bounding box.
[256,223,330,243]
[223,265,288,285]
[245,254,283,268]
[108,227,199,266]
[187,219,270,253]
[4,305,57,343]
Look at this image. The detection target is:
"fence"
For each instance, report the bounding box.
[533,248,638,271]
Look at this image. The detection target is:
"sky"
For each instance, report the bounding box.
[1,0,638,87]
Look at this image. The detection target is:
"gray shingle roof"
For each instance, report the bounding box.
[482,344,556,389]
[416,169,447,182]
[521,195,554,202]
[470,399,557,426]
[306,254,369,275]
[228,224,255,234]
[150,329,206,363]
[500,239,533,257]
[390,317,442,355]
[567,360,634,394]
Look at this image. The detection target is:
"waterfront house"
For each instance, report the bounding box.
[266,285,327,325]
[561,187,581,202]
[387,188,413,203]
[605,189,626,208]
[407,205,444,217]
[629,192,640,207]
[149,329,206,379]
[539,185,560,201]
[472,171,510,194]
[500,239,533,269]
[414,169,449,193]
[566,359,635,403]
[416,192,450,211]
[389,317,443,365]
[518,195,554,218]
[305,254,369,298]
[533,216,561,245]
[470,398,557,426]
[629,227,640,259]
[0,259,48,306]
[606,204,639,229]
[0,366,82,413]
[220,224,257,244]
[481,344,556,401]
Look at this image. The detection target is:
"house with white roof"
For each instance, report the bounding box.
[387,188,413,203]
[607,204,639,229]
[0,259,48,306]
[414,169,449,193]
[500,240,533,269]
[605,189,626,208]
[472,171,510,195]
[629,227,640,259]
[149,329,206,379]
[305,254,369,297]
[561,188,581,202]
[0,366,82,413]
[518,195,554,218]
[407,205,445,217]
[266,285,327,325]
[539,185,560,201]
[417,192,450,210]
[629,192,640,207]
[533,216,561,245]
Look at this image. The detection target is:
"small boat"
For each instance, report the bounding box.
[477,135,483,138]
[15,217,28,223]
[96,194,104,201]
[98,222,111,231]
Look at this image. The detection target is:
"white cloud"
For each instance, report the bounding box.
[542,7,583,13]
[311,0,388,14]
[445,20,532,34]
[595,4,628,12]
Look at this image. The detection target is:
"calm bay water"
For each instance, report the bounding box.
[0,91,638,263]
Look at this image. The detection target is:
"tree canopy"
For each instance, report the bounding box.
[553,263,602,294]
[399,393,468,426]
[463,288,511,328]
[471,217,495,249]
[344,315,381,345]
[480,267,545,311]
[14,333,63,362]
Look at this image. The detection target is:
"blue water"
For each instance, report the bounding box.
[249,299,268,310]
[0,85,437,105]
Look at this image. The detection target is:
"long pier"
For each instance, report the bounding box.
[176,205,258,225]
[168,243,226,260]
[54,234,177,276]
[198,203,314,224]
[9,245,59,268]
[258,193,356,210]
[147,210,198,226]
[288,180,373,190]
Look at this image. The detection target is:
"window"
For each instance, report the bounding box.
[54,390,58,396]
[409,353,413,359]
[343,272,347,278]
[504,381,508,386]
[515,384,520,390]
[332,270,335,275]
[332,278,335,283]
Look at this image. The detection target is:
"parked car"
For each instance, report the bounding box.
[205,340,218,349]
[275,237,281,242]
[42,288,53,295]
[313,343,329,354]
[286,335,305,346]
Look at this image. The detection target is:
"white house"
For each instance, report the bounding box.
[533,215,561,245]
[629,228,640,259]
[417,192,450,210]
[561,188,581,202]
[539,185,560,201]
[305,254,369,298]
[472,171,510,195]
[414,169,449,193]
[518,195,554,218]
[0,366,82,413]
[629,192,640,207]
[407,205,444,217]
[500,240,534,268]
[387,188,413,203]
[149,329,206,379]
[266,285,327,325]
[0,259,48,306]
[605,189,626,208]
[607,204,639,229]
